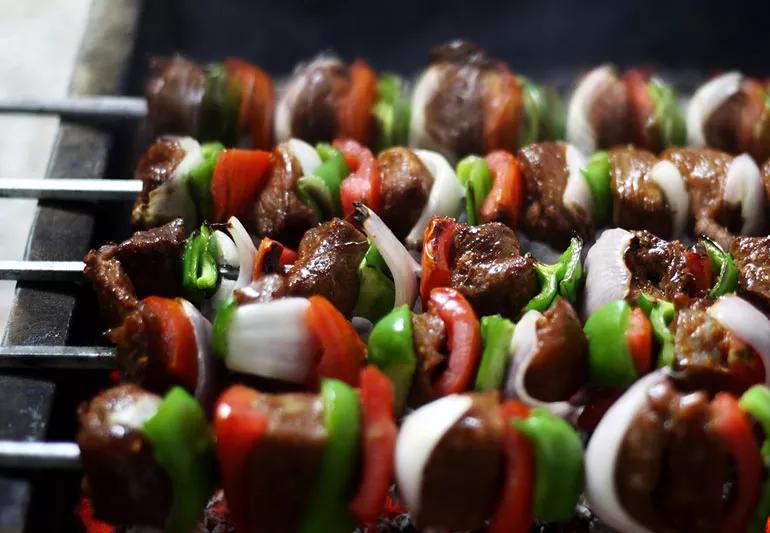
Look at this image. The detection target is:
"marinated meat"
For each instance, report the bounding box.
[670,304,759,394]
[519,142,593,248]
[286,218,367,316]
[77,385,172,527]
[83,246,138,327]
[417,392,504,530]
[624,230,693,302]
[616,380,728,533]
[242,393,326,533]
[662,147,741,249]
[290,59,348,144]
[609,147,673,239]
[589,77,631,149]
[377,147,433,240]
[525,298,587,402]
[233,274,288,305]
[133,137,186,206]
[145,55,205,137]
[197,490,236,533]
[450,222,538,319]
[409,311,447,405]
[253,144,316,247]
[703,89,745,155]
[731,236,770,313]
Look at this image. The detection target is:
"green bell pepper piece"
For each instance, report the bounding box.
[525,261,560,313]
[700,237,738,298]
[519,75,546,147]
[584,300,638,388]
[457,155,493,226]
[367,305,416,413]
[511,408,584,523]
[636,293,676,368]
[212,296,237,359]
[542,85,566,141]
[185,142,224,222]
[297,174,335,222]
[373,74,411,150]
[300,379,361,533]
[474,315,515,391]
[182,226,220,303]
[524,238,584,313]
[648,77,686,147]
[200,64,240,146]
[143,387,216,533]
[580,151,612,226]
[353,243,395,322]
[558,238,583,302]
[297,144,349,220]
[739,385,770,533]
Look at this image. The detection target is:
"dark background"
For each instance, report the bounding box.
[127,0,770,93]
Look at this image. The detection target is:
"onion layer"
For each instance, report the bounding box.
[213,229,239,267]
[649,160,689,238]
[562,143,594,222]
[395,394,473,519]
[724,153,765,235]
[583,228,633,317]
[408,66,444,155]
[686,71,742,147]
[707,294,770,386]
[287,138,321,176]
[181,300,216,407]
[566,65,616,154]
[107,392,161,430]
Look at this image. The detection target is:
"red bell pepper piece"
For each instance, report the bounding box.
[626,308,653,376]
[338,60,378,146]
[306,295,366,387]
[711,392,762,533]
[251,237,297,280]
[211,148,271,222]
[623,69,655,148]
[484,71,522,152]
[576,388,624,433]
[140,296,198,392]
[488,400,535,533]
[420,217,456,305]
[77,497,114,533]
[685,249,713,294]
[349,366,397,524]
[333,138,381,217]
[224,58,274,149]
[214,385,269,533]
[728,343,766,396]
[427,288,482,396]
[480,150,523,229]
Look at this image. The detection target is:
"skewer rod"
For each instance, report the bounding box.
[0,345,115,369]
[0,178,140,201]
[0,95,146,121]
[0,441,81,469]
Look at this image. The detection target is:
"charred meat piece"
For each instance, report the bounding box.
[409,310,448,405]
[588,76,631,150]
[241,393,326,533]
[233,274,289,305]
[417,391,504,530]
[289,58,349,145]
[525,298,588,402]
[377,147,434,241]
[286,218,368,316]
[145,55,205,138]
[662,147,741,249]
[609,146,673,239]
[450,222,538,319]
[731,236,770,314]
[77,385,172,528]
[616,380,728,532]
[253,143,316,247]
[623,230,693,303]
[703,90,746,155]
[518,142,593,248]
[83,246,139,328]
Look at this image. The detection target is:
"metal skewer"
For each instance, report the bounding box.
[0,345,115,369]
[0,95,146,123]
[0,260,239,282]
[0,178,141,201]
[0,440,81,469]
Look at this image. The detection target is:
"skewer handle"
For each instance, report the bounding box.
[0,95,146,122]
[0,178,140,201]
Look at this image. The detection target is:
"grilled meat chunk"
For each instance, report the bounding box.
[289,59,348,145]
[377,147,433,241]
[409,310,448,405]
[588,76,631,149]
[83,246,139,328]
[731,236,770,314]
[624,230,693,303]
[145,55,205,138]
[233,274,289,305]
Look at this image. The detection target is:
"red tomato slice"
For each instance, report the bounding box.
[428,287,482,396]
[337,60,378,145]
[211,149,271,222]
[306,295,366,387]
[623,69,655,148]
[685,249,713,295]
[349,366,397,524]
[214,385,268,533]
[626,308,653,376]
[140,296,198,392]
[334,138,381,217]
[224,58,274,149]
[419,217,456,305]
[484,70,522,151]
[489,400,535,533]
[711,392,762,533]
[480,150,523,229]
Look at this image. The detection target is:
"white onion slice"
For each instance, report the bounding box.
[503,310,576,418]
[172,136,205,179]
[274,81,299,143]
[395,394,473,518]
[225,297,317,384]
[227,216,257,290]
[583,228,633,317]
[356,204,419,308]
[649,160,689,238]
[707,295,770,386]
[408,66,444,154]
[585,371,663,533]
[406,149,465,247]
[724,153,765,235]
[107,392,161,431]
[566,65,616,154]
[686,71,742,147]
[562,143,594,222]
[213,230,239,268]
[287,138,321,176]
[181,299,215,406]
